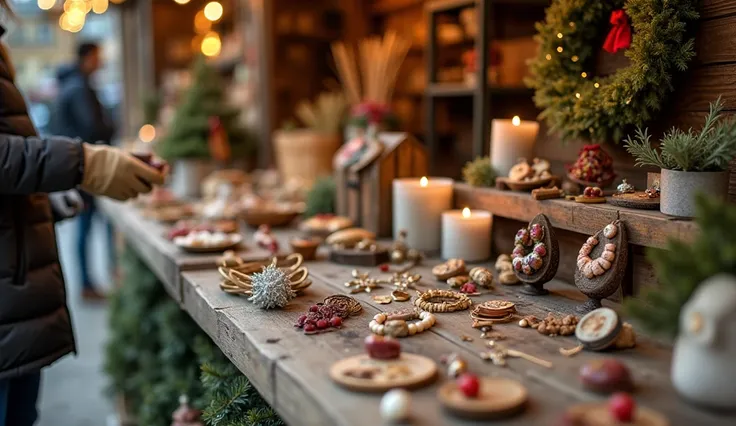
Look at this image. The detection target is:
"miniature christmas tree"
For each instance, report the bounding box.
[157,56,256,161]
[626,194,736,337]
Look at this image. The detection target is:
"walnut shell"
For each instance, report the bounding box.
[509,161,533,181]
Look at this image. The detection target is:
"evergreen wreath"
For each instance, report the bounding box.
[527,0,698,143]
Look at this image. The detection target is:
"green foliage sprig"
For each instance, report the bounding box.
[462,156,497,187]
[527,0,698,143]
[304,177,336,218]
[157,56,256,160]
[624,98,736,172]
[626,195,736,337]
[198,345,284,426]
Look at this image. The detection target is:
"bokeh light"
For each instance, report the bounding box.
[201,32,222,57]
[203,1,223,22]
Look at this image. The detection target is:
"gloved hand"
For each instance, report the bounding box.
[49,189,84,221]
[80,144,166,201]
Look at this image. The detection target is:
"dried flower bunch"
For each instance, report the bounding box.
[624,97,736,172]
[294,92,347,134]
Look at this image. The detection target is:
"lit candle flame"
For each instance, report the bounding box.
[420,176,428,187]
[462,207,471,218]
[512,116,521,126]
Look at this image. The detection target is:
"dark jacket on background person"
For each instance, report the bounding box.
[50,64,115,145]
[0,36,82,380]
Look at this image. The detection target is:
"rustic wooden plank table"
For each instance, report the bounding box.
[101,199,734,426]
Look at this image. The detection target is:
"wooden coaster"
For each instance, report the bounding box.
[575,195,606,204]
[438,377,527,420]
[565,402,669,426]
[575,308,622,351]
[329,353,437,392]
[609,193,660,210]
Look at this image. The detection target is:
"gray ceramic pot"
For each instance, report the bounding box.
[660,169,728,217]
[170,159,217,199]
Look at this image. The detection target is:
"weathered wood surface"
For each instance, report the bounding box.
[107,201,735,425]
[454,183,698,249]
[99,198,280,303]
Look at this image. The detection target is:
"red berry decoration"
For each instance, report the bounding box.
[583,186,594,197]
[297,315,307,326]
[460,282,477,294]
[309,305,320,312]
[456,373,480,398]
[608,393,636,423]
[304,324,316,333]
[379,264,390,272]
[316,319,329,329]
[330,316,342,327]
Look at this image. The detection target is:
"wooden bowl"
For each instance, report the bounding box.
[565,402,668,426]
[289,237,322,261]
[239,209,300,227]
[498,176,555,192]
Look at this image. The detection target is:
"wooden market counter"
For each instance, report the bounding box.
[100,199,732,426]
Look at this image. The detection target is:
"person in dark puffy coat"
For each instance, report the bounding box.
[0,3,166,424]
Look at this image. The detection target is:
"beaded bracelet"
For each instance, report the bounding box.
[369,309,436,338]
[413,289,472,313]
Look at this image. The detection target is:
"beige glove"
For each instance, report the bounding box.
[81,144,166,201]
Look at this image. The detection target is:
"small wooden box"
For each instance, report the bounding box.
[335,133,427,237]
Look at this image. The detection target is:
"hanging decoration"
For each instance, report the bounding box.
[527,0,699,143]
[602,10,632,54]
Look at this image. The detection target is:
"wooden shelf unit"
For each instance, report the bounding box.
[424,0,549,176]
[454,183,697,249]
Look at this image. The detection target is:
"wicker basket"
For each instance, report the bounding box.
[273,130,341,185]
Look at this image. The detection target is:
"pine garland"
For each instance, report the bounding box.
[198,345,284,426]
[626,195,736,337]
[527,0,698,143]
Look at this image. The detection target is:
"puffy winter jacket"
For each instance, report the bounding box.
[0,32,81,380]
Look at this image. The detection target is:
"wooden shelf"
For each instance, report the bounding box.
[454,183,698,249]
[426,0,476,13]
[426,82,476,97]
[371,0,425,15]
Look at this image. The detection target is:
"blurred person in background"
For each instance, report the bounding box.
[0,1,166,424]
[50,41,117,301]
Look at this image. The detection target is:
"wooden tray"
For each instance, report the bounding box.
[514,214,560,295]
[497,176,556,192]
[329,353,437,392]
[239,210,300,227]
[565,402,668,426]
[574,221,628,313]
[438,377,527,420]
[329,248,390,266]
[175,235,243,253]
[609,192,660,210]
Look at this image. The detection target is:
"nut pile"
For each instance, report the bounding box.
[519,313,579,336]
[494,254,520,285]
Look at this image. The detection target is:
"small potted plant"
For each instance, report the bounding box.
[273,92,346,187]
[624,97,736,217]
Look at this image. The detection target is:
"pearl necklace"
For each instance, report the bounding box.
[369,309,436,338]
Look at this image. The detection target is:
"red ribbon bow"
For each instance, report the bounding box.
[603,10,632,54]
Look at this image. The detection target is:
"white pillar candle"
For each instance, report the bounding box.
[393,177,453,252]
[490,116,539,177]
[441,208,492,262]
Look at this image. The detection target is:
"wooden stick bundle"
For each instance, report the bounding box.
[331,31,411,105]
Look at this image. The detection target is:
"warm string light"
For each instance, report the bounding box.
[512,116,521,126]
[581,72,587,78]
[557,32,563,39]
[594,83,600,88]
[201,32,222,57]
[204,1,223,22]
[545,54,552,61]
[575,93,581,99]
[571,55,579,62]
[37,0,55,10]
[55,0,110,33]
[557,46,563,53]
